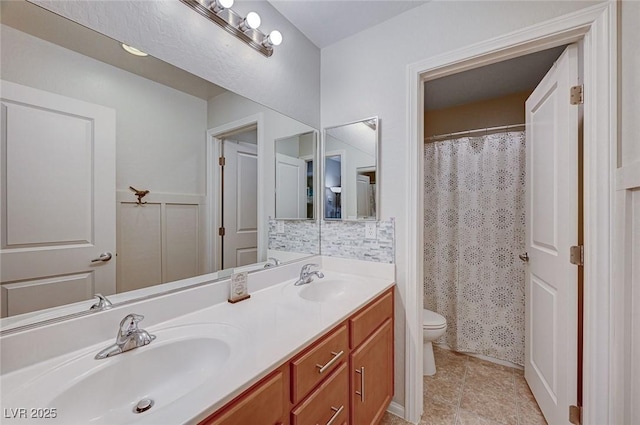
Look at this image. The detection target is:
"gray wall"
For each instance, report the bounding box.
[34,0,321,128]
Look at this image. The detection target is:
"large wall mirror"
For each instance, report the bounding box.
[323,117,379,220]
[0,0,320,332]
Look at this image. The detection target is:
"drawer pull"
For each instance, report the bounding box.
[315,350,344,374]
[355,366,365,402]
[322,405,344,425]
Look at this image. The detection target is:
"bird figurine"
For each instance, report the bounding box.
[129,186,150,205]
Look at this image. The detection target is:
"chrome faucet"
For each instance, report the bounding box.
[90,293,113,311]
[294,263,324,286]
[263,257,281,268]
[95,314,156,360]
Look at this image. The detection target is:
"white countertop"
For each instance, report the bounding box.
[0,257,394,425]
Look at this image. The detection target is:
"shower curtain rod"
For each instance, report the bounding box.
[424,123,525,142]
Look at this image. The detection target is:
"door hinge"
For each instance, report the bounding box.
[569,405,582,425]
[218,227,225,236]
[219,156,226,166]
[570,245,584,266]
[570,85,584,105]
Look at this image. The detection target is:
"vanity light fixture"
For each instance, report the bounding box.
[121,43,148,57]
[180,0,282,57]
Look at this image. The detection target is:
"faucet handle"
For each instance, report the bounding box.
[301,263,320,273]
[90,293,113,310]
[118,314,144,336]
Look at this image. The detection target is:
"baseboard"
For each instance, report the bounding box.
[387,401,406,419]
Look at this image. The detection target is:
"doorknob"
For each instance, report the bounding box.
[91,252,113,263]
[519,252,529,262]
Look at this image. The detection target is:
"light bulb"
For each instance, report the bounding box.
[239,11,261,31]
[209,0,233,13]
[268,30,282,46]
[262,30,283,48]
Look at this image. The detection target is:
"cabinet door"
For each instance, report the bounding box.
[202,369,286,425]
[350,319,393,425]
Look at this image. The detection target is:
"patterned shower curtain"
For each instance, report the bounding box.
[423,132,526,365]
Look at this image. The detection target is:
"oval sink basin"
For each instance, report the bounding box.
[2,323,244,424]
[296,278,367,302]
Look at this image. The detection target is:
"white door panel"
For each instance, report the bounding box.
[275,153,306,219]
[222,141,257,269]
[0,80,116,317]
[525,45,578,425]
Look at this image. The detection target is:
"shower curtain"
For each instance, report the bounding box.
[423,131,526,365]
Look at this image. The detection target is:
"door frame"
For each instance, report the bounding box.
[405,2,616,423]
[206,113,264,273]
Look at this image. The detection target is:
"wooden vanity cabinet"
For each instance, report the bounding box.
[198,287,394,425]
[199,366,289,425]
[350,319,394,425]
[348,290,394,425]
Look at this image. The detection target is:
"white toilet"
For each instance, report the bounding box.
[423,309,447,376]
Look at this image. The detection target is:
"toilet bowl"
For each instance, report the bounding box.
[423,309,447,376]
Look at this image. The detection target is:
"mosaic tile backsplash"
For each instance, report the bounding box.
[268,220,320,254]
[320,219,395,263]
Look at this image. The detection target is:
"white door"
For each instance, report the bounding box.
[356,174,370,218]
[275,153,306,219]
[222,140,257,269]
[524,45,579,425]
[0,80,116,317]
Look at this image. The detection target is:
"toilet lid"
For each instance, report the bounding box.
[423,309,447,328]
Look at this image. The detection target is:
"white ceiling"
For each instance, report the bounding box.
[268,0,429,48]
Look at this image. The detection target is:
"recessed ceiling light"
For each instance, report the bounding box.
[121,43,148,57]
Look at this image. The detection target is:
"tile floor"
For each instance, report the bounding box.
[381,346,547,425]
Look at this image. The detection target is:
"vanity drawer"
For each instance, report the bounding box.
[290,324,348,403]
[291,362,349,425]
[349,289,393,348]
[201,368,286,425]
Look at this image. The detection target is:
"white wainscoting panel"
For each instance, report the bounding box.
[116,192,204,293]
[165,203,200,282]
[118,202,162,292]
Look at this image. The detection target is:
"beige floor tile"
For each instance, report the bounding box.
[464,370,514,395]
[420,397,458,425]
[424,374,464,406]
[517,392,548,425]
[459,385,518,425]
[380,411,413,425]
[457,408,503,425]
[466,356,516,376]
[514,375,536,402]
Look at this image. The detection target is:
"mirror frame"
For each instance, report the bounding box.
[0,1,321,335]
[321,116,380,221]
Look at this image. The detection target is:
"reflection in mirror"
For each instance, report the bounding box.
[275,131,316,220]
[323,117,379,220]
[0,0,319,332]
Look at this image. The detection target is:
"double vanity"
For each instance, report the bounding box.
[0,257,395,425]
